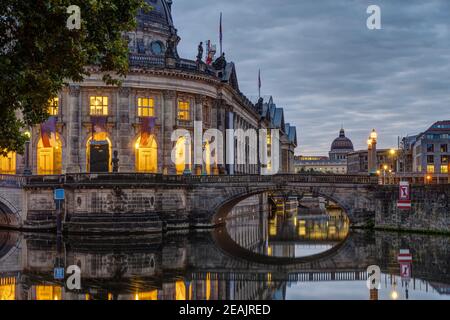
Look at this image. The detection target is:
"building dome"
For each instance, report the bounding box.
[128,0,179,63]
[137,0,174,30]
[331,128,354,151]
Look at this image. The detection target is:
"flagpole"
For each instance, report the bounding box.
[258,69,261,100]
[219,12,223,56]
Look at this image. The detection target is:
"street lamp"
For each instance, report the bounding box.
[23,130,32,176]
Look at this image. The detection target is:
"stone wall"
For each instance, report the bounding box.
[375,185,450,233]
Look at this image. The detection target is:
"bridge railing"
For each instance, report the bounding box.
[20,173,378,187]
[0,174,25,188]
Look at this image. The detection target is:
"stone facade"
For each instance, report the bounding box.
[0,0,297,178]
[375,184,450,233]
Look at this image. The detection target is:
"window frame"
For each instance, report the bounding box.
[177,99,191,121]
[137,97,156,118]
[89,96,109,116]
[48,98,59,116]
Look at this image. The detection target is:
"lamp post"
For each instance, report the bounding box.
[367,129,378,176]
[23,130,32,176]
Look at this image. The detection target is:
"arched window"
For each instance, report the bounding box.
[37,135,62,175]
[135,135,158,173]
[0,152,16,175]
[204,141,211,175]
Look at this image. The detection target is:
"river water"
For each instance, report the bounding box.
[0,201,449,300]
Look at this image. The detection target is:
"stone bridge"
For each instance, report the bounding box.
[0,173,448,234]
[0,174,378,232]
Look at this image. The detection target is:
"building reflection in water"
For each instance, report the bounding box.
[0,195,449,300]
[225,196,349,258]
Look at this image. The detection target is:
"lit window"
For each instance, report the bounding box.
[177,100,190,121]
[427,165,435,173]
[0,151,16,174]
[138,97,155,117]
[440,165,448,174]
[90,96,108,116]
[48,98,59,116]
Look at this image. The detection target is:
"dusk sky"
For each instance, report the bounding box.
[172,0,450,156]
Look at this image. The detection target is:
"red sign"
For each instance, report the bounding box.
[397,181,411,210]
[398,249,413,263]
[400,263,411,279]
[398,250,413,281]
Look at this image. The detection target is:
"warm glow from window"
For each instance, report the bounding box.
[176,281,186,301]
[35,285,62,300]
[90,96,108,116]
[0,277,16,300]
[48,98,59,116]
[135,135,158,173]
[427,165,435,174]
[175,136,191,175]
[0,151,16,174]
[135,291,158,300]
[138,97,155,117]
[178,100,190,121]
[37,135,62,175]
[441,165,448,174]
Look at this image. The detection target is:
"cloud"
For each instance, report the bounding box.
[172,0,450,155]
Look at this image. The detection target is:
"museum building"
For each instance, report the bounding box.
[0,0,297,176]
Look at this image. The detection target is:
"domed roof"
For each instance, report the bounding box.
[331,128,354,151]
[137,0,174,30]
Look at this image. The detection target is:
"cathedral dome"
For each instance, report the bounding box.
[331,128,354,151]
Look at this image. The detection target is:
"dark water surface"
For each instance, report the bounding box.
[0,205,449,300]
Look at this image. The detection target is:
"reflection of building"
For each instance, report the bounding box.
[0,0,297,176]
[294,128,353,174]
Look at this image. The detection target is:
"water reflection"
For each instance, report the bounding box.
[0,198,449,300]
[225,199,349,258]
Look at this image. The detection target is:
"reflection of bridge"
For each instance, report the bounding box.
[0,229,449,298]
[0,173,378,231]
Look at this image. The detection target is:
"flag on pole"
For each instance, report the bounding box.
[219,12,223,55]
[40,116,56,148]
[91,116,107,141]
[206,40,216,65]
[141,117,157,146]
[258,69,262,99]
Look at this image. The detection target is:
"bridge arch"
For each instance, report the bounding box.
[210,185,364,226]
[0,196,21,229]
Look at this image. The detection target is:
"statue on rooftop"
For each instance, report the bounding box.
[197,42,204,62]
[212,52,227,71]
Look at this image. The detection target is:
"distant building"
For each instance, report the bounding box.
[398,135,418,173]
[347,149,396,175]
[294,128,353,174]
[294,156,347,174]
[329,128,354,161]
[411,121,450,175]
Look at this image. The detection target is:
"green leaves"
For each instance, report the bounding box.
[0,0,148,154]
